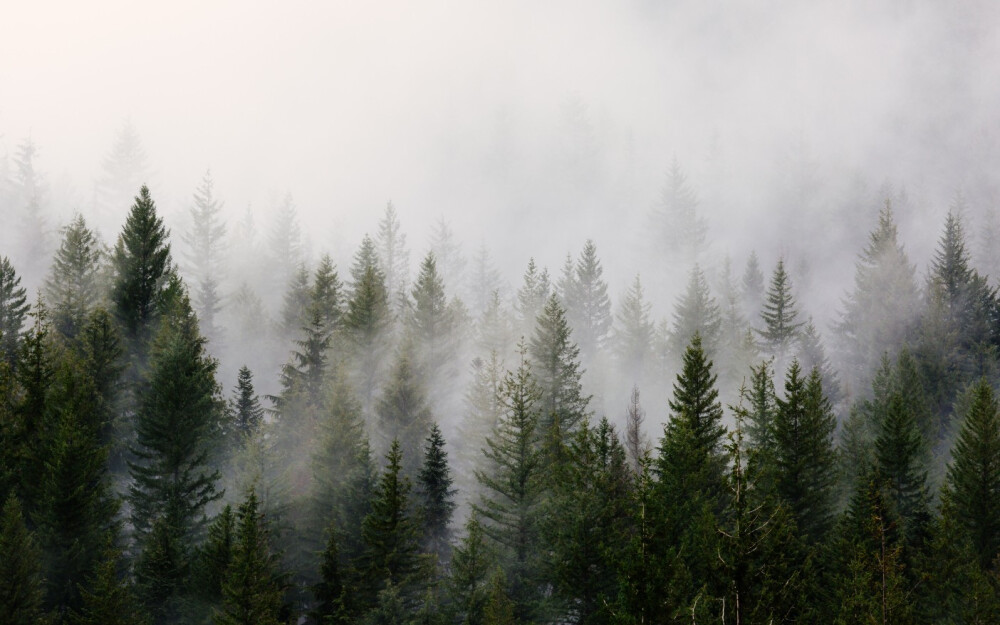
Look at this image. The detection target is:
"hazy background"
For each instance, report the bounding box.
[2,0,998,402]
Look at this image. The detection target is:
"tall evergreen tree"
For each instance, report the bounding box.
[562,239,612,362]
[311,254,344,336]
[266,193,303,301]
[409,253,456,380]
[0,494,46,625]
[514,258,549,340]
[528,294,590,436]
[467,243,503,319]
[796,317,841,407]
[45,214,105,343]
[756,258,803,367]
[649,158,707,264]
[376,202,410,313]
[230,366,265,440]
[215,491,286,625]
[375,344,433,476]
[614,275,654,386]
[668,264,722,362]
[345,237,390,410]
[182,171,226,343]
[313,526,350,625]
[943,378,1000,569]
[429,218,465,302]
[473,347,546,623]
[741,250,765,320]
[873,391,930,545]
[110,185,173,357]
[280,264,311,338]
[70,539,149,625]
[624,384,649,474]
[0,255,30,367]
[417,423,456,560]
[96,121,150,228]
[447,514,495,625]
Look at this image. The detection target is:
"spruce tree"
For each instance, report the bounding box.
[943,378,1000,569]
[360,440,422,604]
[447,514,494,625]
[796,317,841,407]
[110,185,173,358]
[772,362,837,542]
[128,294,223,562]
[45,214,105,343]
[873,392,930,545]
[417,423,456,560]
[215,491,286,625]
[741,250,765,320]
[345,238,390,410]
[375,344,433,476]
[473,347,546,622]
[614,275,654,385]
[562,239,612,362]
[375,202,410,312]
[409,253,456,380]
[0,255,29,367]
[182,171,226,343]
[757,258,803,367]
[668,264,722,361]
[742,359,778,457]
[312,526,350,625]
[528,294,590,436]
[311,254,344,335]
[0,494,46,625]
[514,258,549,340]
[70,539,149,625]
[230,366,264,439]
[194,505,235,605]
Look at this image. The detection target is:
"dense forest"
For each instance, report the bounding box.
[3,119,1000,625]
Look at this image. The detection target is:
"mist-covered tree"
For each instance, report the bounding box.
[0,256,30,367]
[182,171,226,343]
[429,218,465,302]
[624,384,650,473]
[417,423,456,560]
[345,237,390,410]
[668,264,722,362]
[0,494,46,625]
[280,264,311,338]
[128,294,223,576]
[375,344,433,476]
[796,317,841,407]
[873,391,931,546]
[409,253,457,380]
[230,366,265,439]
[529,294,590,436]
[360,440,422,606]
[45,214,105,343]
[376,202,410,312]
[650,158,707,264]
[474,347,546,622]
[10,137,49,269]
[215,490,286,625]
[266,193,303,300]
[110,185,173,362]
[12,304,56,507]
[312,526,350,625]
[942,378,1000,569]
[772,362,837,542]
[447,514,495,625]
[312,254,344,336]
[614,275,654,386]
[70,539,149,625]
[561,239,612,363]
[756,258,803,367]
[193,505,235,607]
[741,358,778,458]
[836,199,920,392]
[468,243,503,319]
[741,250,766,319]
[514,258,549,340]
[97,120,150,227]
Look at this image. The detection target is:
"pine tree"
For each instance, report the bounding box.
[447,514,494,625]
[0,255,30,367]
[0,494,46,625]
[376,202,410,312]
[215,491,286,625]
[529,294,590,436]
[230,366,265,439]
[360,440,422,604]
[345,237,390,410]
[110,185,173,358]
[650,158,707,263]
[97,121,150,228]
[429,218,465,302]
[836,199,919,391]
[375,345,433,476]
[796,317,841,407]
[266,193,303,300]
[514,258,549,340]
[757,258,803,367]
[182,171,226,343]
[417,423,456,560]
[943,378,1000,569]
[562,239,612,362]
[772,362,837,542]
[473,347,546,622]
[70,539,149,625]
[409,253,456,380]
[311,254,344,336]
[614,275,654,385]
[45,214,105,343]
[668,264,722,362]
[194,505,235,605]
[467,243,503,319]
[873,391,930,546]
[312,526,350,625]
[128,294,223,558]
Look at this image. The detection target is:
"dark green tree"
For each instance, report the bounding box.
[70,539,149,625]
[943,378,1000,569]
[345,237,390,410]
[312,526,350,625]
[0,255,30,367]
[312,254,344,336]
[873,392,930,546]
[215,491,286,625]
[447,514,495,625]
[0,494,46,625]
[756,259,803,366]
[417,423,456,560]
[110,185,173,359]
[230,366,264,439]
[194,505,235,606]
[45,214,105,343]
[529,294,590,436]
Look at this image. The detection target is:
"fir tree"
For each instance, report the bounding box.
[312,526,350,625]
[45,214,105,343]
[0,494,46,625]
[873,391,930,546]
[447,514,494,625]
[943,378,1000,569]
[742,358,778,457]
[756,258,803,367]
[514,258,549,339]
[360,440,422,604]
[741,250,765,320]
[376,202,410,312]
[70,539,149,625]
[624,384,649,473]
[668,264,722,361]
[194,505,235,604]
[345,238,390,409]
[128,294,223,557]
[311,254,344,336]
[562,239,612,362]
[796,317,841,407]
[0,255,30,367]
[409,252,456,380]
[215,491,286,625]
[182,171,226,342]
[230,366,265,439]
[110,185,173,357]
[614,275,654,385]
[528,294,590,435]
[375,344,433,476]
[417,423,456,560]
[473,347,546,622]
[772,362,837,542]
